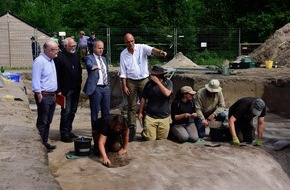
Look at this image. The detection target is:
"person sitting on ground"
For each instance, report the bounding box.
[97,114,129,167]
[170,86,199,143]
[138,65,173,141]
[228,97,266,146]
[195,79,226,138]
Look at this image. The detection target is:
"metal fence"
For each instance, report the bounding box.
[92,27,240,66]
[0,23,240,68]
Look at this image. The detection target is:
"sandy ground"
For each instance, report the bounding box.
[1,68,290,190]
[35,105,290,190]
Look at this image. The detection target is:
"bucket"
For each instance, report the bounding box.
[3,73,21,82]
[265,60,273,69]
[74,137,92,156]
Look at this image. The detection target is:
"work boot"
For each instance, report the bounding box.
[92,130,100,156]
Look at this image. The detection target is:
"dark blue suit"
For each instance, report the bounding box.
[83,54,110,130]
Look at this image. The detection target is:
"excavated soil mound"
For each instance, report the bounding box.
[249,23,290,67]
[163,52,202,68]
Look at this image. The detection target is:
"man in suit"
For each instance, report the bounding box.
[54,37,82,143]
[83,40,110,154]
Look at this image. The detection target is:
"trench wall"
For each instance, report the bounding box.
[110,73,290,115]
[23,71,290,116]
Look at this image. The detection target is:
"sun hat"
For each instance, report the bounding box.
[252,99,265,116]
[150,65,167,75]
[80,31,85,35]
[181,86,196,95]
[205,79,222,92]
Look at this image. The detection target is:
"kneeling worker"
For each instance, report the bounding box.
[228,97,266,146]
[97,114,129,167]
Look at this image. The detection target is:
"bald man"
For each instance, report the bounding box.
[32,40,59,152]
[119,33,167,141]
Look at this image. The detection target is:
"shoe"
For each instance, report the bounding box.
[44,143,56,150]
[61,136,73,143]
[69,132,78,138]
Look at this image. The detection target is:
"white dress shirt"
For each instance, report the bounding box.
[119,44,153,80]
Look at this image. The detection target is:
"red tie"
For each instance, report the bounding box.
[98,56,107,85]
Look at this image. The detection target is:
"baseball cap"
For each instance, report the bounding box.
[181,86,196,95]
[252,99,265,116]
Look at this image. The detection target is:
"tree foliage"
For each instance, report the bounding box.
[1,0,290,44]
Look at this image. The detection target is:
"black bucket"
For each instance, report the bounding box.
[74,137,92,156]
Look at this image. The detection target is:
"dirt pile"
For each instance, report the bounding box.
[163,52,202,68]
[249,23,290,67]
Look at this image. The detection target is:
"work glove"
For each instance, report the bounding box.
[253,139,263,146]
[232,137,240,146]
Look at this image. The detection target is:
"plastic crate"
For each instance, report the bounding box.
[240,62,255,69]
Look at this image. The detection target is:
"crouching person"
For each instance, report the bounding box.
[94,114,129,167]
[170,86,199,143]
[228,97,266,146]
[138,65,173,141]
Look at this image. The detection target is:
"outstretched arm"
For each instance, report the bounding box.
[98,135,111,166]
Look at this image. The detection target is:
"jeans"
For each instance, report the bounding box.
[35,93,56,144]
[195,112,226,138]
[60,90,80,138]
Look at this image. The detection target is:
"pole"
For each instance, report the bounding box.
[174,28,177,55]
[106,28,111,65]
[238,28,241,56]
[7,12,12,68]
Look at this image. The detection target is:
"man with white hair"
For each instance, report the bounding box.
[228,98,266,146]
[54,37,82,143]
[194,79,226,138]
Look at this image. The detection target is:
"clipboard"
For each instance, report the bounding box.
[56,94,66,109]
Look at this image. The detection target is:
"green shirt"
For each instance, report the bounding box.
[195,87,225,120]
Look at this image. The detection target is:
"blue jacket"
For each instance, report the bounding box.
[83,54,110,95]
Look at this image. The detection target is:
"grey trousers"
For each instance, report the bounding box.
[170,123,199,143]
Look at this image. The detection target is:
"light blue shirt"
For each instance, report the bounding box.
[32,52,58,93]
[78,36,89,49]
[119,44,153,80]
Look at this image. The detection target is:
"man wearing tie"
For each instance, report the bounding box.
[83,40,110,154]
